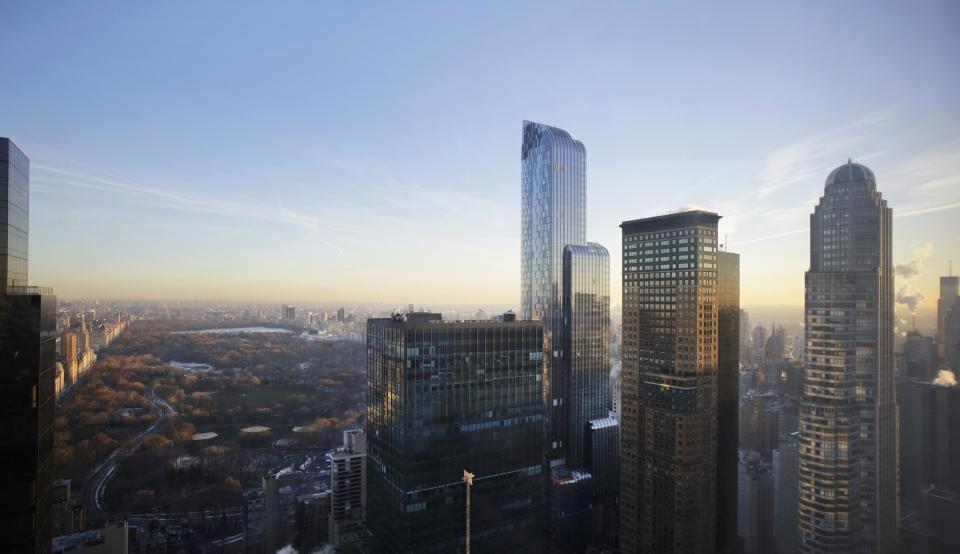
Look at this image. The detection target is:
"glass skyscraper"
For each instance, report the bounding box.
[520,121,613,549]
[0,137,30,292]
[0,137,56,554]
[620,210,721,554]
[799,161,898,554]
[521,120,588,465]
[562,243,611,470]
[365,312,546,553]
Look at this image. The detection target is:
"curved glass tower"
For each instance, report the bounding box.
[521,120,586,327]
[799,161,898,554]
[562,242,611,470]
[521,120,587,464]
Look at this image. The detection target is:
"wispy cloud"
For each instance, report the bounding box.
[32,164,359,255]
[753,107,896,200]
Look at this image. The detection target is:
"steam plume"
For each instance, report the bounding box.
[934,369,958,387]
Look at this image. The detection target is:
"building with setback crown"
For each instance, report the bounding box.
[366,312,546,553]
[0,137,56,554]
[799,160,898,554]
[619,210,721,554]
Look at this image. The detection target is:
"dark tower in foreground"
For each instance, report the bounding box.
[620,210,721,553]
[716,250,741,553]
[799,161,898,554]
[0,137,56,554]
[366,312,546,553]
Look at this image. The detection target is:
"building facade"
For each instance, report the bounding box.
[938,276,959,360]
[520,120,587,463]
[798,161,898,553]
[620,210,721,554]
[717,250,740,553]
[0,138,56,554]
[366,313,546,553]
[329,429,367,548]
[0,137,29,292]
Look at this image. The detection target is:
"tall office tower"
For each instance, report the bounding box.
[337,307,345,323]
[521,120,587,462]
[902,330,938,380]
[366,312,546,553]
[738,451,776,554]
[752,324,767,365]
[799,161,898,554]
[717,251,740,554]
[329,429,367,548]
[561,243,611,469]
[775,432,800,554]
[0,137,56,554]
[586,416,620,544]
[0,138,29,292]
[945,302,960,370]
[938,275,959,358]
[739,309,751,368]
[282,304,296,321]
[620,210,721,554]
[898,377,960,551]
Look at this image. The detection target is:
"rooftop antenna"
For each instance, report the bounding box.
[724,234,728,252]
[463,470,476,554]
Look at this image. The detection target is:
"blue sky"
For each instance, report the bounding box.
[2,1,958,325]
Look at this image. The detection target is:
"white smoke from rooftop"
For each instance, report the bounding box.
[933,369,958,387]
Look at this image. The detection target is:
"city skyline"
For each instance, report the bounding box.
[1,2,957,312]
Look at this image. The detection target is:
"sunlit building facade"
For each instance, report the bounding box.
[620,210,721,554]
[366,312,546,553]
[799,161,898,554]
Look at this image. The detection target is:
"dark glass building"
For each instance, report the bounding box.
[366,312,546,553]
[0,137,55,554]
[799,161,898,554]
[620,210,721,554]
[1,138,30,292]
[716,250,740,554]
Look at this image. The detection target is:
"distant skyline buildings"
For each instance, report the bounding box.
[798,161,898,553]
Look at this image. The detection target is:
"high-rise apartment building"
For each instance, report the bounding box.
[798,161,898,554]
[561,243,611,470]
[620,210,721,554]
[717,250,740,554]
[366,312,546,553]
[521,120,587,462]
[61,332,78,388]
[520,121,612,548]
[329,429,367,548]
[0,137,56,554]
